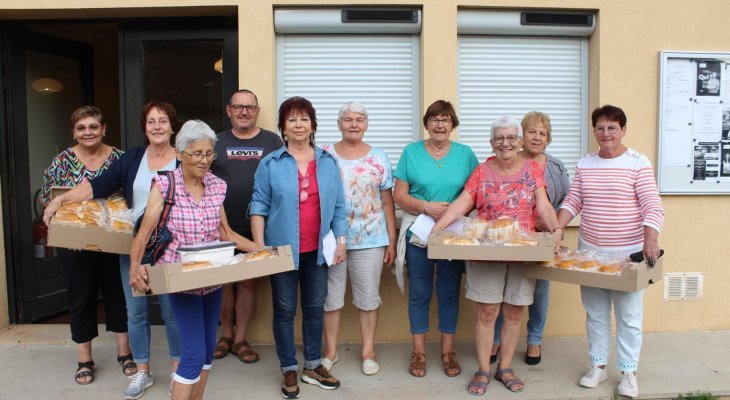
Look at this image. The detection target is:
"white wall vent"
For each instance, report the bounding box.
[664,272,704,301]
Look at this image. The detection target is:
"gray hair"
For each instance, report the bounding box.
[490,116,523,139]
[175,120,217,152]
[337,101,369,121]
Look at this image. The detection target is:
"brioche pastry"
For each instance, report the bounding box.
[598,263,622,274]
[246,249,276,262]
[555,259,580,269]
[444,236,479,245]
[182,261,215,271]
[110,218,134,233]
[486,217,520,242]
[578,261,601,269]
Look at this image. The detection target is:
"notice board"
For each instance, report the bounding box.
[658,51,730,194]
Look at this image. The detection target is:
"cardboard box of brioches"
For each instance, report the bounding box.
[427,231,555,262]
[523,257,664,292]
[46,187,134,254]
[133,244,295,296]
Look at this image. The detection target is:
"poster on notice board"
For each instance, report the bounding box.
[658,52,730,194]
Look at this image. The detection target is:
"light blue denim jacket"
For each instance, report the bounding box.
[250,145,348,268]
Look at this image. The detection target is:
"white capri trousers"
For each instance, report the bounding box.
[579,239,644,372]
[324,246,385,312]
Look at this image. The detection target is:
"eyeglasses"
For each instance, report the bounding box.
[299,176,310,203]
[230,104,259,113]
[74,123,102,132]
[182,151,217,162]
[428,117,453,126]
[493,136,520,144]
[594,125,621,134]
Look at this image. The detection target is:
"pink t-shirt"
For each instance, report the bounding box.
[464,157,546,231]
[299,160,321,253]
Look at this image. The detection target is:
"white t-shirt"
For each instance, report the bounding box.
[132,150,177,220]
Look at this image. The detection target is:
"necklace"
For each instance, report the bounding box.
[428,139,449,156]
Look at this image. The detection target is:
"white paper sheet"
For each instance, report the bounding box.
[410,213,465,241]
[409,214,435,241]
[323,230,336,266]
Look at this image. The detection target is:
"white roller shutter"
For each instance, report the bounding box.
[277,35,420,167]
[458,36,588,178]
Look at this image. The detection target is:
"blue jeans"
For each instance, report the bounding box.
[120,255,181,363]
[494,279,549,346]
[406,242,463,334]
[169,288,223,383]
[270,251,327,372]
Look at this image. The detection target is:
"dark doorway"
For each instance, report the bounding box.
[0,29,94,323]
[1,17,238,324]
[120,21,238,148]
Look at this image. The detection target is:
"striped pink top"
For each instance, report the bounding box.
[560,149,664,249]
[155,167,227,295]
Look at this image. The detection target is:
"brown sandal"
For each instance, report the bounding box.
[233,340,259,363]
[409,352,426,377]
[213,336,233,359]
[442,352,462,377]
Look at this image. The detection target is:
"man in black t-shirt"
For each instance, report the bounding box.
[211,89,283,363]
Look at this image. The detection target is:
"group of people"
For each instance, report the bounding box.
[42,93,663,399]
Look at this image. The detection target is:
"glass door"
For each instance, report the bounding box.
[1,29,93,322]
[120,21,238,148]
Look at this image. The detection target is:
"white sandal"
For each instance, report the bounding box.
[362,359,380,375]
[321,352,339,372]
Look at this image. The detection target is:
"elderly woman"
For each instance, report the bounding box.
[250,96,348,399]
[320,101,397,376]
[44,101,184,399]
[129,119,259,400]
[492,111,571,366]
[558,105,664,398]
[41,106,132,385]
[393,100,478,379]
[432,116,562,395]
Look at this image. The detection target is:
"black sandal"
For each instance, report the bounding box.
[117,354,137,377]
[75,360,95,385]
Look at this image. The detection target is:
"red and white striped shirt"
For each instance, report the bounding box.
[560,149,664,250]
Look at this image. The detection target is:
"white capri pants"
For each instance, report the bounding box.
[579,239,644,372]
[324,247,385,312]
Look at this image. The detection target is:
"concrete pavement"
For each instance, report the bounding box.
[1,325,729,400]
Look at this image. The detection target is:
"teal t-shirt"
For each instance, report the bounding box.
[394,140,479,203]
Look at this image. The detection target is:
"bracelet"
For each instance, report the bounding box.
[422,200,428,214]
[337,236,347,245]
[552,227,562,233]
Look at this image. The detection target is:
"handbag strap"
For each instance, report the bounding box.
[156,170,175,230]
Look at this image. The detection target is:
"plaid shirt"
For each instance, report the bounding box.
[155,167,227,295]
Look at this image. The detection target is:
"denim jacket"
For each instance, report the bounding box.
[250,145,348,268]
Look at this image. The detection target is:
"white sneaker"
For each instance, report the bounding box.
[617,371,639,398]
[361,359,380,376]
[578,366,607,388]
[124,370,154,400]
[321,352,339,372]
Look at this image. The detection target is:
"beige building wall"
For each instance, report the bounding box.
[2,0,730,342]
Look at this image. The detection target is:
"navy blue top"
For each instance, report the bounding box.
[89,146,180,207]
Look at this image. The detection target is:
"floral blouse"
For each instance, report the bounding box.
[41,147,123,205]
[465,156,546,232]
[322,144,393,249]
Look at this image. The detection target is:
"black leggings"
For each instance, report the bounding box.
[57,249,127,343]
